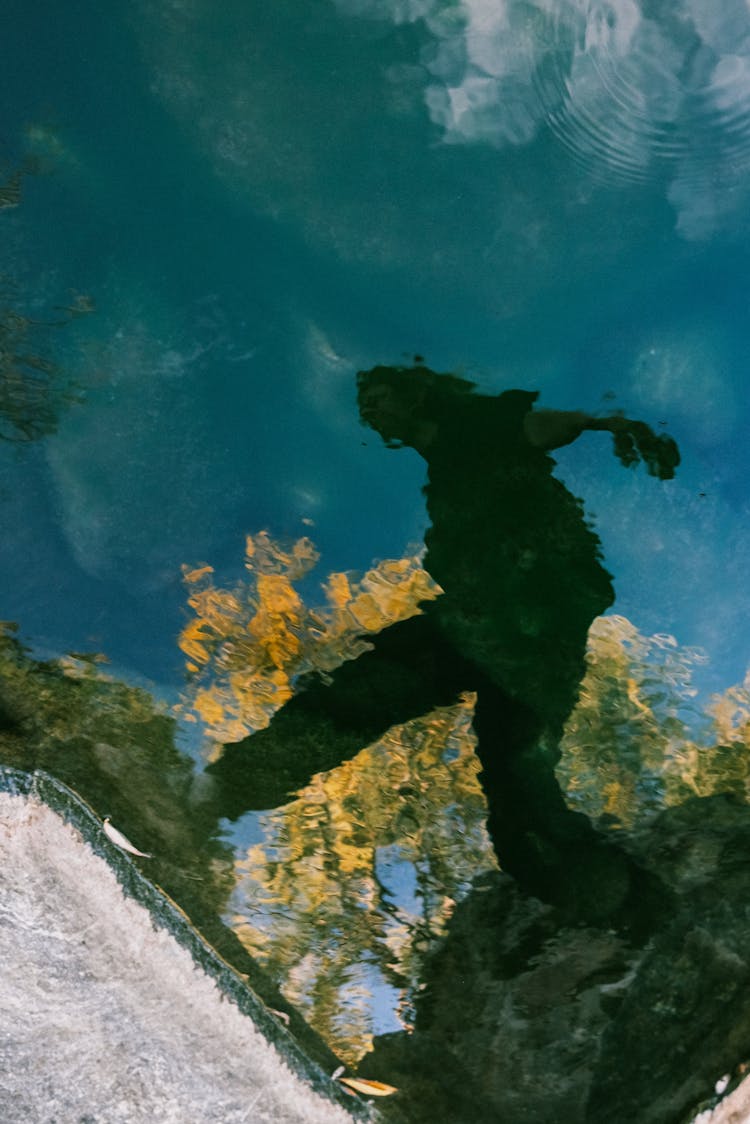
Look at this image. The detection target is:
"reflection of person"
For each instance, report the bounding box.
[210,363,679,924]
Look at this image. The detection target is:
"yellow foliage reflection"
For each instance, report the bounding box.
[558,614,750,828]
[178,531,441,749]
[178,531,496,1062]
[179,535,750,1064]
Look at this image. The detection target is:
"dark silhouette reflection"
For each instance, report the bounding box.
[209,364,679,927]
[359,793,750,1124]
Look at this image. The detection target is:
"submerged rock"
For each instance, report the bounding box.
[362,871,633,1123]
[363,796,750,1123]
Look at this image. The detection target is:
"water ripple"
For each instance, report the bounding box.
[528,1,750,187]
[418,0,750,196]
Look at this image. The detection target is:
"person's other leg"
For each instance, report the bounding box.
[472,683,671,931]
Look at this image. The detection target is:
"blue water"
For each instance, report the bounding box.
[3,0,748,704]
[6,0,750,1097]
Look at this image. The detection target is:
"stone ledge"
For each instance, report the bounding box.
[0,767,374,1123]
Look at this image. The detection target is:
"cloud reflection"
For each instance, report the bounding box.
[336,0,750,236]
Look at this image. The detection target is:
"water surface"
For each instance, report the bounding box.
[3,2,750,1119]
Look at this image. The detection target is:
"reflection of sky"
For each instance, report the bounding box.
[376,847,421,919]
[2,0,750,718]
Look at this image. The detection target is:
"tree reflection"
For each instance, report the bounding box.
[230,698,493,1064]
[179,532,494,1061]
[362,616,750,1122]
[178,530,441,749]
[0,621,358,1072]
[559,614,750,827]
[0,622,230,913]
[0,164,94,443]
[183,534,750,1068]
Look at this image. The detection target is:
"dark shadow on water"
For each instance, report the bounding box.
[359,793,750,1124]
[209,363,679,934]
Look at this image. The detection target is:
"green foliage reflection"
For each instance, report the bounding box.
[230,698,495,1065]
[0,622,233,920]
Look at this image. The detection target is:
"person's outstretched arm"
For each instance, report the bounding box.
[523,408,680,480]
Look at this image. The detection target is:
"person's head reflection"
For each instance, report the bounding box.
[357,363,475,451]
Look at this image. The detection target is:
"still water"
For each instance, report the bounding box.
[3,1,750,1120]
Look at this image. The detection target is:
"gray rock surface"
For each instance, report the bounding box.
[0,788,361,1124]
[363,795,750,1124]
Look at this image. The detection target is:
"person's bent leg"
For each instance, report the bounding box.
[207,614,469,819]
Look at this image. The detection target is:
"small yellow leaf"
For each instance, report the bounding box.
[338,1077,398,1097]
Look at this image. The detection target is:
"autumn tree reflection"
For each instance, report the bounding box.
[178,533,495,1060]
[231,700,492,1065]
[558,614,750,827]
[179,524,750,1068]
[179,531,440,749]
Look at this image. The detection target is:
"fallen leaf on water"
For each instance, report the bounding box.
[102,818,153,858]
[337,1077,398,1097]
